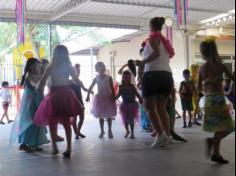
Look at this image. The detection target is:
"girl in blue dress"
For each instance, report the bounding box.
[10,58,49,152]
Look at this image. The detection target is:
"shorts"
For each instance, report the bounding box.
[181,99,193,111]
[2,102,9,111]
[142,71,174,98]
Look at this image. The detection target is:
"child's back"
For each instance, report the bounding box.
[49,63,71,87]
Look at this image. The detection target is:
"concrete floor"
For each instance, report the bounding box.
[0,117,235,176]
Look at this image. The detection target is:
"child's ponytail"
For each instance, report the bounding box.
[20,58,39,86]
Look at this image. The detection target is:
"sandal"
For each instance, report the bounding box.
[19,145,33,153]
[63,152,71,158]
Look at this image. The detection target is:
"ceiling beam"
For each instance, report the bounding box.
[92,0,226,13]
[49,0,91,22]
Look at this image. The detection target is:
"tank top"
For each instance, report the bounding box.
[142,41,172,73]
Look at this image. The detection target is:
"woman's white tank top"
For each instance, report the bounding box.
[142,41,172,73]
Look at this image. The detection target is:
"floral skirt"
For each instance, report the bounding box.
[203,94,235,133]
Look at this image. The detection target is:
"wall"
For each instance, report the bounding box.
[97,30,187,86]
[98,31,235,85]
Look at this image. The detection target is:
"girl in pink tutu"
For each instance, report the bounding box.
[116,71,142,139]
[34,45,84,158]
[86,62,117,139]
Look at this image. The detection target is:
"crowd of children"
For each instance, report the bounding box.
[0,17,234,164]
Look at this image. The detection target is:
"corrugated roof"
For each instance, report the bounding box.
[0,0,235,29]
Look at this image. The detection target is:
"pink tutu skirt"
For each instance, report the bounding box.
[119,102,139,124]
[91,94,117,119]
[34,86,83,126]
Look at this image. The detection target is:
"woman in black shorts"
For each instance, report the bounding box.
[136,17,175,147]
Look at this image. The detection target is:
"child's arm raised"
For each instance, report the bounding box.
[86,78,96,102]
[118,64,128,75]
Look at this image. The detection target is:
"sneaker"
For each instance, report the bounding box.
[0,121,5,125]
[171,131,188,143]
[151,134,170,148]
[8,120,13,124]
[211,155,229,164]
[193,120,201,126]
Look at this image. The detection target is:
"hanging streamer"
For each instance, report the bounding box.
[174,0,189,28]
[186,0,189,15]
[166,27,173,45]
[16,0,26,45]
[183,0,187,25]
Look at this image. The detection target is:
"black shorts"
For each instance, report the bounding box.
[142,71,174,98]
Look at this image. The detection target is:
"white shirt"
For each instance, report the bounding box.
[0,88,11,103]
[142,41,172,73]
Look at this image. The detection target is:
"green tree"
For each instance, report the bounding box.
[0,23,17,62]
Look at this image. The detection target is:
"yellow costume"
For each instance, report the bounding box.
[190,64,200,116]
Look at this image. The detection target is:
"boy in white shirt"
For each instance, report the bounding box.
[0,81,12,124]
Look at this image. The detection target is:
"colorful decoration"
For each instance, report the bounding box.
[39,47,46,59]
[190,64,200,117]
[12,36,34,81]
[174,0,189,28]
[166,27,173,45]
[16,0,27,45]
[165,17,173,45]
